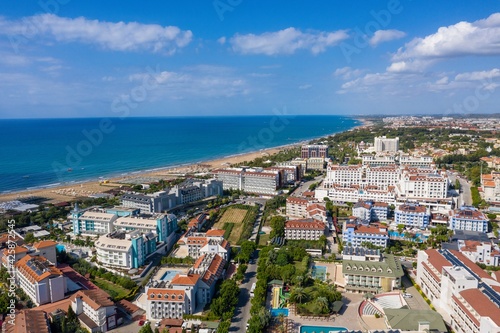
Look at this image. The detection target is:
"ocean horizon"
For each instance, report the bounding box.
[0,115,359,194]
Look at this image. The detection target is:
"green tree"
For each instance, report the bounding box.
[139,323,154,333]
[290,287,307,304]
[24,232,36,244]
[316,296,329,312]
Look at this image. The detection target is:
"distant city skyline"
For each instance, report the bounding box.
[0,1,499,118]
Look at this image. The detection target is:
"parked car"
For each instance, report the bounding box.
[403,293,413,298]
[138,320,145,326]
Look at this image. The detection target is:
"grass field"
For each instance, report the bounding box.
[93,277,129,300]
[258,233,270,246]
[214,207,250,244]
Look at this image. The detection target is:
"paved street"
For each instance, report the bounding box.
[447,171,472,207]
[229,251,259,332]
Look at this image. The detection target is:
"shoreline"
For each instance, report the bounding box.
[0,118,369,203]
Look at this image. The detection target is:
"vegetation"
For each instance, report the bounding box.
[161,256,195,265]
[222,222,235,239]
[50,305,88,333]
[208,278,240,330]
[214,205,259,245]
[269,215,286,239]
[236,241,257,263]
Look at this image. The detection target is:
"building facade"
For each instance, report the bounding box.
[449,207,488,233]
[284,219,325,240]
[374,136,399,152]
[394,204,430,229]
[342,220,389,248]
[301,144,328,158]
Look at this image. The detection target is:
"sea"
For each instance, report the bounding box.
[0,115,359,194]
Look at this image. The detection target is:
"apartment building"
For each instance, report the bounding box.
[71,289,117,332]
[449,207,488,233]
[342,220,389,248]
[394,204,430,229]
[267,165,301,183]
[307,157,326,171]
[4,309,52,333]
[416,249,500,333]
[352,201,389,223]
[301,144,328,158]
[374,136,399,152]
[284,219,326,240]
[15,255,66,305]
[342,252,403,293]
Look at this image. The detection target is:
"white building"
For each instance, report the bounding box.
[342,220,389,248]
[71,289,117,332]
[397,168,448,200]
[284,219,325,240]
[361,154,397,166]
[449,207,489,233]
[394,204,430,229]
[324,164,362,187]
[374,136,399,152]
[458,240,500,266]
[213,167,282,195]
[399,154,434,167]
[481,172,500,203]
[15,255,66,306]
[365,165,400,189]
[71,207,118,236]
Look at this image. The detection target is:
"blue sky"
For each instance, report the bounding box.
[0,1,499,118]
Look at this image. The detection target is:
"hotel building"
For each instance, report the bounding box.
[458,240,500,266]
[342,251,403,293]
[71,289,117,332]
[15,255,66,305]
[342,220,389,248]
[449,207,489,233]
[374,136,399,153]
[213,167,282,195]
[301,144,328,158]
[352,201,389,223]
[394,204,430,229]
[416,249,500,333]
[480,172,500,203]
[284,219,326,241]
[71,206,118,236]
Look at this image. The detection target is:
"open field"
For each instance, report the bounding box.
[214,207,248,244]
[93,277,129,301]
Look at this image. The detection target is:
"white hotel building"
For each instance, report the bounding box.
[213,167,282,195]
[284,219,326,241]
[14,255,66,306]
[450,207,489,233]
[416,249,500,333]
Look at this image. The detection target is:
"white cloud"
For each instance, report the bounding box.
[435,76,449,85]
[0,14,193,54]
[390,13,500,71]
[369,29,406,47]
[298,84,312,90]
[333,66,364,80]
[217,36,226,45]
[229,27,349,55]
[455,68,500,81]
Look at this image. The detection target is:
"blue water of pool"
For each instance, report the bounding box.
[56,244,66,252]
[312,265,327,280]
[270,308,289,317]
[161,270,180,281]
[300,325,348,333]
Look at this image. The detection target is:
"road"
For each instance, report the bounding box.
[292,175,324,197]
[447,171,472,207]
[229,251,259,332]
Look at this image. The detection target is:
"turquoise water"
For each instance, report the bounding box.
[270,308,289,317]
[56,244,65,252]
[312,265,327,280]
[300,325,347,333]
[161,270,181,281]
[0,116,358,193]
[388,231,427,242]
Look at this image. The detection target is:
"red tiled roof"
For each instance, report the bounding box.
[354,225,388,235]
[424,249,452,274]
[206,229,225,237]
[460,289,500,326]
[147,288,185,302]
[449,250,492,280]
[15,255,62,283]
[285,219,325,230]
[33,240,57,249]
[171,274,200,286]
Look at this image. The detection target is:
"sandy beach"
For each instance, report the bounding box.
[0,118,370,204]
[0,146,286,204]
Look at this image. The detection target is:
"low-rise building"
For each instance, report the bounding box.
[342,253,403,293]
[284,219,325,240]
[71,289,117,332]
[71,206,118,236]
[458,240,500,266]
[449,206,488,233]
[342,220,389,248]
[394,204,430,229]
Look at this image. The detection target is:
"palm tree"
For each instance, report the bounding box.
[291,287,307,304]
[316,296,329,312]
[294,275,304,287]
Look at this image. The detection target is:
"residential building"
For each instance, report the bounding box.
[188,213,209,231]
[394,204,430,229]
[374,136,399,152]
[352,201,372,223]
[284,158,307,177]
[324,164,362,187]
[286,197,310,218]
[372,202,389,221]
[267,165,301,183]
[316,184,396,205]
[71,289,117,332]
[95,230,157,269]
[284,218,325,240]
[301,144,328,158]
[449,207,488,233]
[342,220,389,248]
[481,172,500,203]
[342,253,403,293]
[15,255,66,305]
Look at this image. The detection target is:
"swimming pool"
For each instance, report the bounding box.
[56,244,66,252]
[312,265,327,281]
[161,270,180,281]
[300,325,347,333]
[270,308,289,317]
[388,231,427,242]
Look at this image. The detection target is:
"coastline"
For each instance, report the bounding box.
[0,118,369,203]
